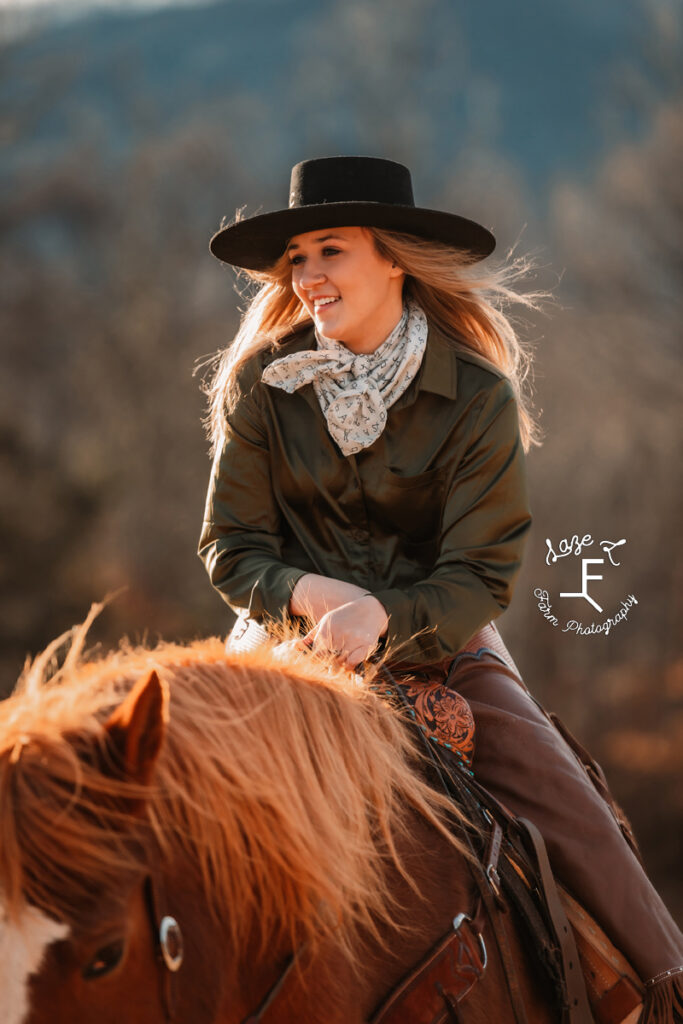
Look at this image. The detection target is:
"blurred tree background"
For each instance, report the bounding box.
[1,0,681,918]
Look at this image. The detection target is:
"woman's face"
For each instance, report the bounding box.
[287,226,405,353]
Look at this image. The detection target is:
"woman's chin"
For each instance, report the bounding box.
[314,309,345,337]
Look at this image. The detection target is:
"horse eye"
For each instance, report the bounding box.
[82,939,125,980]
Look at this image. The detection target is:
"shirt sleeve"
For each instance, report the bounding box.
[371,377,532,666]
[197,363,308,623]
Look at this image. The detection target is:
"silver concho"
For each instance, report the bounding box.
[159,915,184,972]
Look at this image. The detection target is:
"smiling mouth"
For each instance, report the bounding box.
[313,298,341,311]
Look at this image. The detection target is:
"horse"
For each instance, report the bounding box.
[0,611,558,1024]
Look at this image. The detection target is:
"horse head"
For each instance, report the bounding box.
[0,668,189,1024]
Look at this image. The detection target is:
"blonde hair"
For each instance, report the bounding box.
[199,225,551,457]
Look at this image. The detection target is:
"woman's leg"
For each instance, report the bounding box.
[448,651,683,1001]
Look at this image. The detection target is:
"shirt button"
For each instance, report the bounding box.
[351,527,369,543]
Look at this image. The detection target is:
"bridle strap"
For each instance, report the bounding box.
[240,951,299,1024]
[144,874,179,1023]
[144,868,300,1024]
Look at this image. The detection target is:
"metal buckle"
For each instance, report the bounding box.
[453,913,488,971]
[159,916,184,972]
[486,863,503,901]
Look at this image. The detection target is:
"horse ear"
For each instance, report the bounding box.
[103,669,168,787]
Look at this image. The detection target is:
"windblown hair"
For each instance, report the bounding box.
[199,224,552,457]
[0,610,466,970]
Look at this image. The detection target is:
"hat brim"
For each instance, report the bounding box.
[209,201,495,270]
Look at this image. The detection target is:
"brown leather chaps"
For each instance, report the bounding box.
[411,621,683,993]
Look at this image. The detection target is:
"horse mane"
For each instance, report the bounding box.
[0,610,468,969]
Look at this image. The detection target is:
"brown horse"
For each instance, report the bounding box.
[0,614,557,1024]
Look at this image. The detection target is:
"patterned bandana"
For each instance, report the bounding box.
[261,298,428,456]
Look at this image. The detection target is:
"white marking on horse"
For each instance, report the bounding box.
[0,901,69,1024]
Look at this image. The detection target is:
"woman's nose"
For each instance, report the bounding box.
[299,263,326,288]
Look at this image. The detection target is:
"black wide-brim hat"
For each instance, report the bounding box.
[209,155,496,271]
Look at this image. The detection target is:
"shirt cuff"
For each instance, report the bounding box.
[370,587,443,664]
[371,581,501,667]
[255,565,310,624]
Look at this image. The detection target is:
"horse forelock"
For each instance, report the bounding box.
[0,689,153,934]
[1,623,466,970]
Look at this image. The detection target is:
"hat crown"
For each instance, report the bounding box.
[288,156,415,209]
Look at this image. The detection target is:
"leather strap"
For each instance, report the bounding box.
[478,817,534,1022]
[479,880,530,1024]
[484,819,504,900]
[368,915,486,1024]
[240,952,299,1024]
[499,854,560,970]
[516,817,594,1024]
[144,874,178,1023]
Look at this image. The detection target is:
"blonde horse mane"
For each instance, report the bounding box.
[0,611,468,969]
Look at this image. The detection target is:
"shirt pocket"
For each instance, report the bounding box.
[372,464,449,544]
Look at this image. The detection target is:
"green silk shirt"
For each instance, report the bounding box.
[198,316,533,666]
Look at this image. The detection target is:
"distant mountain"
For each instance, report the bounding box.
[3,0,669,206]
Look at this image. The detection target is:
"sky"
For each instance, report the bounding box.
[0,0,218,37]
[0,0,216,19]
[0,0,208,7]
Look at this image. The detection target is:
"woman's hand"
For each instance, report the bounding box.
[300,595,389,670]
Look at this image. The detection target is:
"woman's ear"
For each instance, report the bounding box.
[103,669,168,787]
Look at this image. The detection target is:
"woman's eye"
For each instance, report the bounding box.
[82,939,125,980]
[289,247,340,266]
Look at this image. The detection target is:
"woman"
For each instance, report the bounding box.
[198,155,683,1019]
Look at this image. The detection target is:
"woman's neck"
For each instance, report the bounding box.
[318,297,406,355]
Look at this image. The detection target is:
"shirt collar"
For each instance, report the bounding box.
[416,318,458,399]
